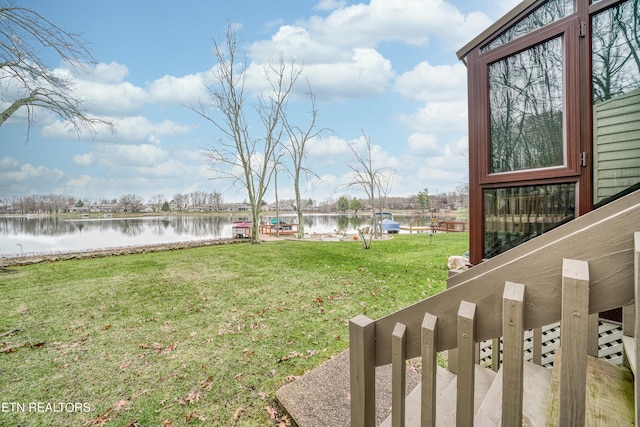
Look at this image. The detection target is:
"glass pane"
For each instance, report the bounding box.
[592,0,640,204]
[482,0,574,52]
[484,183,576,259]
[489,37,565,173]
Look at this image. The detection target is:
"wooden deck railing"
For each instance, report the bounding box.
[349,190,640,426]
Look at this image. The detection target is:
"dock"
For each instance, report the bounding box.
[259,222,299,237]
[401,220,469,233]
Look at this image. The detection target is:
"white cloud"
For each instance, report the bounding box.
[42,116,193,144]
[73,153,94,167]
[58,62,149,117]
[314,0,347,11]
[395,100,468,134]
[395,61,467,102]
[0,157,66,195]
[307,134,351,158]
[303,0,492,49]
[407,133,441,157]
[148,69,215,104]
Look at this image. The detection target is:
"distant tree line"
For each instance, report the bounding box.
[1,186,468,216]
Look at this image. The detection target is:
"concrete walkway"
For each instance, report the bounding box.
[276,350,420,427]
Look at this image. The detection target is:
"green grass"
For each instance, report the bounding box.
[0,233,468,426]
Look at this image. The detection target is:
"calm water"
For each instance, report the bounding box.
[0,214,422,256]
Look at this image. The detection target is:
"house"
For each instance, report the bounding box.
[348,0,640,425]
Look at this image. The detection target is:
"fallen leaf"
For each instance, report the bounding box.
[138,343,149,349]
[113,399,130,411]
[185,411,206,422]
[84,407,113,426]
[233,407,245,420]
[101,324,112,331]
[152,343,163,352]
[265,405,279,420]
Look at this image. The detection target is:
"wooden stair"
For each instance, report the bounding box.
[379,364,494,427]
[379,350,634,427]
[546,348,635,427]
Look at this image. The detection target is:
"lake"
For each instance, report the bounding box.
[0,214,428,256]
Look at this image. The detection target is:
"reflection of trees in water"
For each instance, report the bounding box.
[0,216,71,236]
[0,216,238,238]
[0,214,434,239]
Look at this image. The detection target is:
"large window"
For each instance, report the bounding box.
[592,0,640,203]
[489,37,565,173]
[484,183,575,258]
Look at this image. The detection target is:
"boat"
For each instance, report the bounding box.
[376,212,400,234]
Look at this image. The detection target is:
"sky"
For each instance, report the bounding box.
[1,0,522,205]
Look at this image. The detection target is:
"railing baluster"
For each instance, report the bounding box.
[392,322,407,427]
[634,232,640,427]
[502,281,525,427]
[532,327,542,365]
[421,313,438,427]
[491,338,500,371]
[587,314,599,357]
[559,258,590,427]
[457,300,477,426]
[349,315,376,427]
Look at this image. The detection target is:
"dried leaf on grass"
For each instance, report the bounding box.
[83,407,113,426]
[176,390,200,406]
[185,411,206,422]
[113,399,130,411]
[233,407,245,420]
[265,405,292,426]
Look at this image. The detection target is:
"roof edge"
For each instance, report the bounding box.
[456,0,539,60]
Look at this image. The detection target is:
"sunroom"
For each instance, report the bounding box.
[457,0,640,265]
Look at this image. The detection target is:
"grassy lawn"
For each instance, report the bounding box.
[0,233,468,426]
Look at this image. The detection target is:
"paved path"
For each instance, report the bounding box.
[276,349,420,427]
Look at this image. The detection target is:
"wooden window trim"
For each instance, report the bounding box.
[475,17,582,187]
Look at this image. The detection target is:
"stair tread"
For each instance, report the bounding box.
[380,364,496,427]
[473,361,552,427]
[546,347,635,427]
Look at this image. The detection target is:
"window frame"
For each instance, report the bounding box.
[475,16,582,186]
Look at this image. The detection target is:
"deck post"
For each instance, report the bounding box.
[634,232,640,427]
[421,313,438,427]
[392,323,407,427]
[349,315,376,427]
[502,281,525,427]
[457,300,477,427]
[559,258,590,427]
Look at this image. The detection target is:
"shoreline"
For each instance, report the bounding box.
[0,238,248,268]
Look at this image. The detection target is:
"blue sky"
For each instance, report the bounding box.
[1,0,521,204]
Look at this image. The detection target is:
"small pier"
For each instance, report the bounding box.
[401,220,469,233]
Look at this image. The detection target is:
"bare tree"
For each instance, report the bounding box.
[347,131,393,248]
[118,194,143,213]
[0,2,112,138]
[192,25,302,244]
[149,194,165,213]
[282,83,324,239]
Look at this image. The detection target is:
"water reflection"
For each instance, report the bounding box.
[0,214,430,256]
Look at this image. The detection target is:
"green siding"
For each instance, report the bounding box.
[593,89,640,202]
